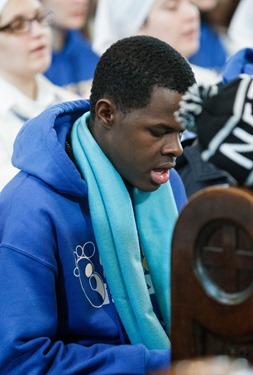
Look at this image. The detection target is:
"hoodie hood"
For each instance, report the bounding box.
[12,99,90,197]
[222,48,253,84]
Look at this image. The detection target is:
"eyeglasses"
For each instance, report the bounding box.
[0,9,54,34]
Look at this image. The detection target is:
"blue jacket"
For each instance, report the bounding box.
[189,22,227,70]
[0,100,186,374]
[222,47,253,83]
[45,30,99,96]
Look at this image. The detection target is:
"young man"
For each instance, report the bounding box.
[0,35,195,374]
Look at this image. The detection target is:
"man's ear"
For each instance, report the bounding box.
[95,99,117,129]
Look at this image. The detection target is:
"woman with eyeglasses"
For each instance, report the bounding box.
[0,0,79,190]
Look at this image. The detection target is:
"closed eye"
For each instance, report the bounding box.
[150,129,168,138]
[149,129,183,138]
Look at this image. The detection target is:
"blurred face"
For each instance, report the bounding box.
[41,0,89,29]
[94,87,184,192]
[138,0,200,58]
[0,0,52,81]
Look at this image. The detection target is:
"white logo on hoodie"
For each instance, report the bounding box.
[73,242,110,308]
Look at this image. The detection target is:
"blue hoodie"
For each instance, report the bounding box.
[0,100,186,375]
[222,48,253,84]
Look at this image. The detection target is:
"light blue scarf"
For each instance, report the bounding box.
[71,112,178,349]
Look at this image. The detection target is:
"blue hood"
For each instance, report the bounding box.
[222,48,253,84]
[12,99,90,197]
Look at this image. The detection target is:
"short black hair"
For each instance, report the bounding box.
[90,35,196,120]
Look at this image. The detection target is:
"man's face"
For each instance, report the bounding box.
[96,87,184,192]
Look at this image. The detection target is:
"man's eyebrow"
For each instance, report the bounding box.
[148,123,171,128]
[148,123,182,131]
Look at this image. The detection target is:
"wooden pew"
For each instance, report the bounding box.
[170,186,253,363]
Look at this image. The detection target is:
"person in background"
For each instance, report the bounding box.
[175,47,253,196]
[0,35,195,374]
[42,0,99,97]
[227,0,253,56]
[92,0,221,86]
[0,0,78,191]
[175,74,253,188]
[206,0,239,30]
[222,47,253,83]
[189,0,228,70]
[82,0,97,41]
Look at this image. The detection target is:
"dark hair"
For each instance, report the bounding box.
[90,35,196,119]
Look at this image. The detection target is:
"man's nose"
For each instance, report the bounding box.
[162,134,183,158]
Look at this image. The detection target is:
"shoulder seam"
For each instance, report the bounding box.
[0,244,58,274]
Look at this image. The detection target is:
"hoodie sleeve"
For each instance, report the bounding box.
[0,185,170,375]
[0,245,170,375]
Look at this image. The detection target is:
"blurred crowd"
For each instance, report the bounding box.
[0,0,251,190]
[0,2,253,374]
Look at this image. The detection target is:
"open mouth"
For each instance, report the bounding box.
[150,168,170,185]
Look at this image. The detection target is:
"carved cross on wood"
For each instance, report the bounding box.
[199,222,253,294]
